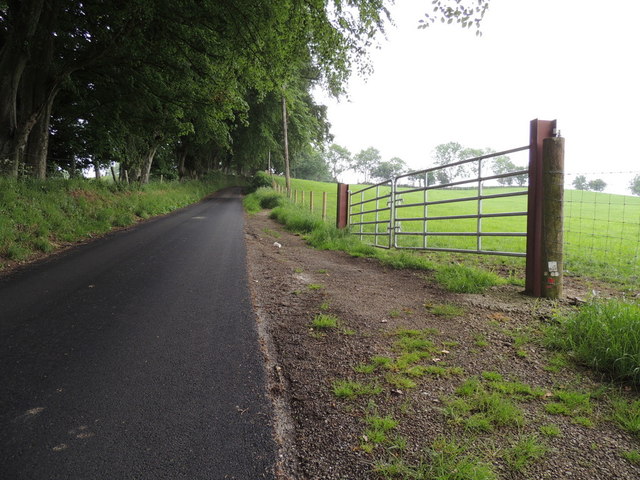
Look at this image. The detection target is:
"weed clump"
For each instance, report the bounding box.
[545,299,640,384]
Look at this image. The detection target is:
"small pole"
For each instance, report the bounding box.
[294,190,298,203]
[160,174,163,184]
[310,191,314,213]
[301,190,305,206]
[110,166,117,183]
[322,192,327,220]
[540,136,565,299]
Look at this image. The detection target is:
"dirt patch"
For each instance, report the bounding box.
[245,210,640,480]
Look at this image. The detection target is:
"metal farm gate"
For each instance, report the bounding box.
[340,119,564,298]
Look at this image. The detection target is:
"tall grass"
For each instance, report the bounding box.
[246,187,504,294]
[545,299,640,383]
[0,174,239,268]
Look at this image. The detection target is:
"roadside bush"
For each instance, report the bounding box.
[243,188,285,213]
[247,171,273,193]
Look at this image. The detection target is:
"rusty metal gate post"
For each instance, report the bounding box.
[336,183,349,229]
[525,119,558,297]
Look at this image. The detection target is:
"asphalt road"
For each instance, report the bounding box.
[0,188,276,479]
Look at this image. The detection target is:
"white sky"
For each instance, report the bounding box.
[316,0,640,193]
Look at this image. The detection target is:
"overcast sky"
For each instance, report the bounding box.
[316,0,640,193]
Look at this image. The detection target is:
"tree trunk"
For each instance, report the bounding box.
[94,158,102,179]
[177,141,188,180]
[0,0,46,173]
[140,145,159,184]
[282,94,291,196]
[25,96,55,179]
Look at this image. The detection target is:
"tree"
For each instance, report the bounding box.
[292,147,332,182]
[371,157,407,181]
[630,175,640,196]
[588,178,606,192]
[432,142,484,184]
[354,147,381,183]
[325,144,351,182]
[408,171,436,187]
[572,175,588,190]
[491,155,519,186]
[419,0,489,36]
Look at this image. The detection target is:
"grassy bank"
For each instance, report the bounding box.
[0,174,240,270]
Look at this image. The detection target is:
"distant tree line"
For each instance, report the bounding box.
[300,140,528,186]
[572,175,607,192]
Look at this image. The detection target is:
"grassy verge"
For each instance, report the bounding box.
[245,187,506,294]
[545,298,640,384]
[0,173,240,269]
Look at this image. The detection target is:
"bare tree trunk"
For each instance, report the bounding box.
[0,0,46,173]
[25,97,54,179]
[140,145,159,184]
[94,158,101,179]
[177,141,188,180]
[282,94,291,196]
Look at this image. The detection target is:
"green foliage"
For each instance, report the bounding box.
[325,144,352,181]
[376,436,498,480]
[545,299,640,383]
[539,424,561,437]
[545,390,593,418]
[311,314,338,329]
[427,303,464,317]
[435,264,504,293]
[420,437,497,480]
[331,379,382,399]
[377,251,437,271]
[361,415,398,452]
[445,377,525,431]
[385,373,417,389]
[371,157,407,182]
[611,397,640,437]
[629,174,640,196]
[622,449,640,464]
[573,175,588,190]
[248,172,274,192]
[353,147,382,183]
[504,435,548,472]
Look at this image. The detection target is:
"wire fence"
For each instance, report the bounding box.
[563,170,640,286]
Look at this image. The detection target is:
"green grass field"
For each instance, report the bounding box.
[274,176,640,287]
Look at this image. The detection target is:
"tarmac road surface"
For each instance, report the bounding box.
[0,188,276,479]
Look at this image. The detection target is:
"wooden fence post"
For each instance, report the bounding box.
[540,136,565,299]
[322,192,327,220]
[310,191,314,213]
